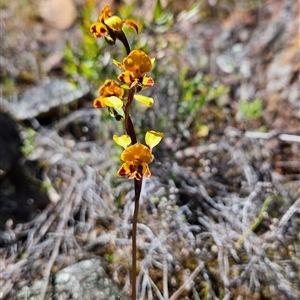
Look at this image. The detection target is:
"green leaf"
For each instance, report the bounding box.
[64,64,78,75]
[198,94,206,107]
[153,0,163,21]
[64,43,74,61]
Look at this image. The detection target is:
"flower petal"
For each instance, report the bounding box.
[124,20,139,33]
[104,96,123,108]
[121,143,153,163]
[118,71,135,84]
[99,80,124,98]
[123,50,152,77]
[128,163,151,180]
[113,134,131,149]
[120,84,130,89]
[128,171,142,180]
[93,97,106,108]
[113,107,125,120]
[99,5,112,22]
[117,161,131,176]
[141,162,151,178]
[134,94,154,107]
[90,22,108,38]
[142,77,155,87]
[105,16,123,31]
[145,131,163,149]
[104,35,116,46]
[113,59,124,69]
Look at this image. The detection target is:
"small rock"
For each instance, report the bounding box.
[8,77,90,121]
[17,259,126,300]
[39,0,77,30]
[41,51,64,73]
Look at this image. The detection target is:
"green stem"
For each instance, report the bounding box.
[235,195,275,248]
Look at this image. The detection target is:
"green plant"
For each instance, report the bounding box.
[239,98,263,121]
[177,69,229,134]
[1,77,17,97]
[21,127,37,157]
[150,0,174,33]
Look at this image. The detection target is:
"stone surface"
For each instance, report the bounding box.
[17,259,126,300]
[6,78,90,121]
[181,0,300,129]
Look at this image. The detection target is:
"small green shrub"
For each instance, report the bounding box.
[239,98,263,121]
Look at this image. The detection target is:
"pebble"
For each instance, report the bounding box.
[39,0,77,30]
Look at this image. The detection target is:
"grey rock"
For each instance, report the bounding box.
[7,77,91,121]
[216,43,246,74]
[17,259,126,300]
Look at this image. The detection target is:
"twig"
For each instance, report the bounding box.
[25,204,54,251]
[236,195,278,248]
[224,127,300,143]
[39,236,62,300]
[163,255,169,300]
[278,198,300,228]
[149,277,165,300]
[1,259,28,298]
[169,262,204,300]
[244,131,300,143]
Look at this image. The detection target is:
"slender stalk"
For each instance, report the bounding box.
[125,87,142,300]
[116,30,131,55]
[92,11,154,300]
[132,178,142,300]
[125,88,137,144]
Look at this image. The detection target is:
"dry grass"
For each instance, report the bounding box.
[0,111,299,299]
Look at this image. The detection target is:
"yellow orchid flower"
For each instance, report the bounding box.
[93,80,124,109]
[117,143,153,180]
[113,50,155,89]
[90,5,138,39]
[116,131,163,180]
[114,50,152,78]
